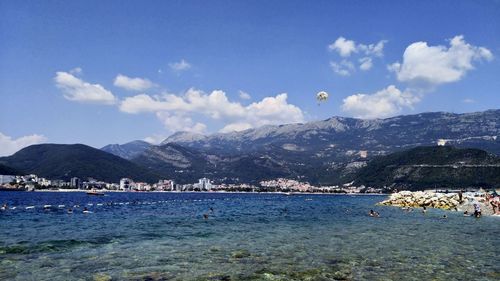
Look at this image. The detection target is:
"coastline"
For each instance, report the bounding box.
[378,190,500,217]
[26,189,388,195]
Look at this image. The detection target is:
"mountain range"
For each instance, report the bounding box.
[116,110,500,184]
[0,144,159,183]
[101,140,152,160]
[1,110,499,187]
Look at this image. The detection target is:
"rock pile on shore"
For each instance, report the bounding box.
[378,190,498,215]
[378,191,461,210]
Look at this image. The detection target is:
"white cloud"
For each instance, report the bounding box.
[239,90,251,100]
[169,59,191,72]
[120,89,304,133]
[54,71,116,104]
[156,112,207,134]
[0,132,47,157]
[389,35,493,86]
[359,57,373,71]
[69,67,82,75]
[330,60,355,76]
[328,37,387,75]
[341,36,493,119]
[341,85,420,119]
[328,37,357,57]
[358,40,387,57]
[113,74,155,91]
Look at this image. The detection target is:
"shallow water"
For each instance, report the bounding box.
[0,192,498,280]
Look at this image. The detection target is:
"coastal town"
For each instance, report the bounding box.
[0,173,385,193]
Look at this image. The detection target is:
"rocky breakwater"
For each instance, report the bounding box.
[378,191,461,210]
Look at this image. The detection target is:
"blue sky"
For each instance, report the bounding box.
[1,0,499,155]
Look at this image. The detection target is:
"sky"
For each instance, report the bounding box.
[1,0,499,156]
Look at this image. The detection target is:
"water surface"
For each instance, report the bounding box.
[0,192,498,280]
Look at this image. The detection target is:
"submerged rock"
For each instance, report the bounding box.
[231,249,251,259]
[93,273,112,281]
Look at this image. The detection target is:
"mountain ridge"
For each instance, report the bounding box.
[0,144,159,183]
[353,146,500,190]
[129,109,500,184]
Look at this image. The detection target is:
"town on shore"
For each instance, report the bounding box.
[0,174,387,193]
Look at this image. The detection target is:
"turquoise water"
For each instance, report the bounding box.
[0,192,498,280]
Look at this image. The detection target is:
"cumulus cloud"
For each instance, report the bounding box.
[169,59,191,72]
[389,35,493,86]
[113,74,155,91]
[328,37,357,57]
[120,89,304,133]
[341,85,420,119]
[239,90,251,100]
[328,37,387,75]
[156,112,207,134]
[54,71,116,104]
[0,132,47,157]
[340,35,493,119]
[462,98,475,104]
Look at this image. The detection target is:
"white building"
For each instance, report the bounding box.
[0,175,15,185]
[156,179,175,191]
[120,178,133,191]
[194,178,212,191]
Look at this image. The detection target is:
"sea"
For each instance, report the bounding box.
[0,191,498,280]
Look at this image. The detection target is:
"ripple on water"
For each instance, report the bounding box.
[0,192,499,280]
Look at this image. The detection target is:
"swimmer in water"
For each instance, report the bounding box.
[473,203,482,218]
[422,206,427,214]
[67,208,73,214]
[1,203,7,210]
[369,210,380,217]
[83,207,91,214]
[203,213,209,220]
[209,207,214,213]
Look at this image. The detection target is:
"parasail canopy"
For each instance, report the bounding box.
[316,91,329,103]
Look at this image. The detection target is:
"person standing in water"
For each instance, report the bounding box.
[473,203,481,218]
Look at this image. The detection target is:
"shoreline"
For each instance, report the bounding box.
[1,189,388,195]
[378,190,500,217]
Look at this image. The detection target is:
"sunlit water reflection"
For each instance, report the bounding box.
[0,192,498,280]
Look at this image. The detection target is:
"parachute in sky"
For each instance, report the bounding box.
[316,91,329,105]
